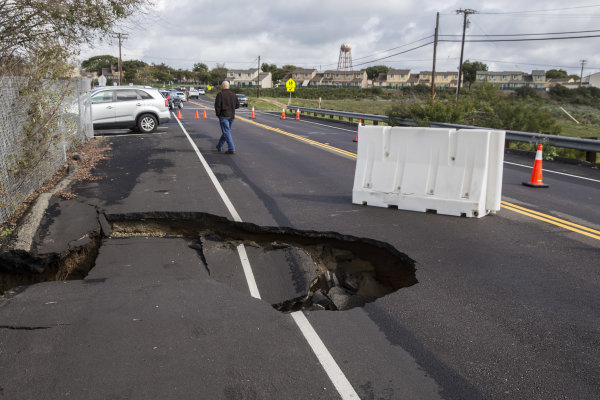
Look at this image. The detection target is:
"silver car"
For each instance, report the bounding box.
[90,86,171,133]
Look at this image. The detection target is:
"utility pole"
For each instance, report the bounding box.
[431,12,440,98]
[580,59,587,86]
[257,55,261,98]
[456,9,476,99]
[112,33,128,85]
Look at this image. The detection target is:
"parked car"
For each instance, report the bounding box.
[236,94,248,107]
[170,90,186,102]
[188,88,200,99]
[158,89,174,109]
[90,86,170,133]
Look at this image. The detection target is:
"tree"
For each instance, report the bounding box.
[261,63,277,73]
[461,60,488,87]
[122,60,149,82]
[273,64,297,84]
[366,65,390,81]
[0,0,150,215]
[546,69,568,79]
[81,55,119,75]
[193,63,208,73]
[152,63,174,83]
[209,66,228,85]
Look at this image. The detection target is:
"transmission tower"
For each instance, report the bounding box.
[337,43,353,71]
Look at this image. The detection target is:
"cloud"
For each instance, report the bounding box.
[79,0,600,76]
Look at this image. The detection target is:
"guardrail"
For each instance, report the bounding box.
[286,105,600,163]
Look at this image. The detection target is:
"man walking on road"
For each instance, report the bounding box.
[215,80,240,154]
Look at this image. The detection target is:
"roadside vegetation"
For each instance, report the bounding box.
[229,84,600,162]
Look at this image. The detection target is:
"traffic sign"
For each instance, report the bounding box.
[286,78,296,92]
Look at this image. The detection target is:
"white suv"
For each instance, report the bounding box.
[90,86,171,133]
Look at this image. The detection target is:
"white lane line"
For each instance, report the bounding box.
[504,161,600,183]
[236,244,261,299]
[174,114,359,399]
[291,312,359,399]
[174,113,242,222]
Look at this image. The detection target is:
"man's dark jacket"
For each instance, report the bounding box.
[215,89,240,118]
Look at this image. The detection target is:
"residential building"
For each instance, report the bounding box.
[419,71,460,89]
[372,70,460,88]
[320,70,368,88]
[475,70,547,89]
[583,72,600,88]
[285,69,318,87]
[226,69,272,88]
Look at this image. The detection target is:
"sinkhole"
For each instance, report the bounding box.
[0,212,417,311]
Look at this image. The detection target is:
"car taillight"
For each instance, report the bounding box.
[165,97,169,107]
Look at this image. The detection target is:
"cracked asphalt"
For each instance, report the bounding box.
[0,104,598,399]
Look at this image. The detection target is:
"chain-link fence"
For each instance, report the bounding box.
[0,76,92,225]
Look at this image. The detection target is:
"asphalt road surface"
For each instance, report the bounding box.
[0,95,598,400]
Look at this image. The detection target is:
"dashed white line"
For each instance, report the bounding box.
[174,113,359,399]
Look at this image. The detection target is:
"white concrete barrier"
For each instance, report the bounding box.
[352,126,505,218]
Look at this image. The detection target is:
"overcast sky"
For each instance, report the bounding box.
[80,0,600,77]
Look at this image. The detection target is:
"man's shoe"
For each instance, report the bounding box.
[225,150,235,154]
[216,145,221,152]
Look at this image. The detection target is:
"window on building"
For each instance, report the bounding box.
[336,74,340,78]
[390,74,394,78]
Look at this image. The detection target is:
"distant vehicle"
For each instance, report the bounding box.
[198,88,205,95]
[158,89,174,109]
[170,90,186,102]
[236,94,248,107]
[90,86,170,133]
[188,88,200,99]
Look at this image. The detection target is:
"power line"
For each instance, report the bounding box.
[351,42,434,67]
[440,34,600,43]
[351,35,434,62]
[477,4,600,15]
[439,29,600,37]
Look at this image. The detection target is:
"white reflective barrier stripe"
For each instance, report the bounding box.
[175,116,359,398]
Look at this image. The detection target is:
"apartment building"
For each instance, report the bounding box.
[226,69,273,88]
[319,70,368,88]
[475,70,547,89]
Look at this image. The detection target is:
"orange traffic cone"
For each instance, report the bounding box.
[296,108,300,120]
[251,106,256,119]
[177,109,182,119]
[195,110,200,119]
[202,110,207,119]
[353,119,362,142]
[523,144,549,188]
[281,108,286,119]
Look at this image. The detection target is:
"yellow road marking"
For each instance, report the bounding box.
[189,101,598,240]
[501,201,600,240]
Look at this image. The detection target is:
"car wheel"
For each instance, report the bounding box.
[138,113,157,133]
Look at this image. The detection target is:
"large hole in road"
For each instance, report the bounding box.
[0,212,417,311]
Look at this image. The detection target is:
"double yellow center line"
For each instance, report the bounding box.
[501,201,600,240]
[189,102,599,241]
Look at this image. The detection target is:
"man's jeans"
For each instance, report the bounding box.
[217,117,235,151]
